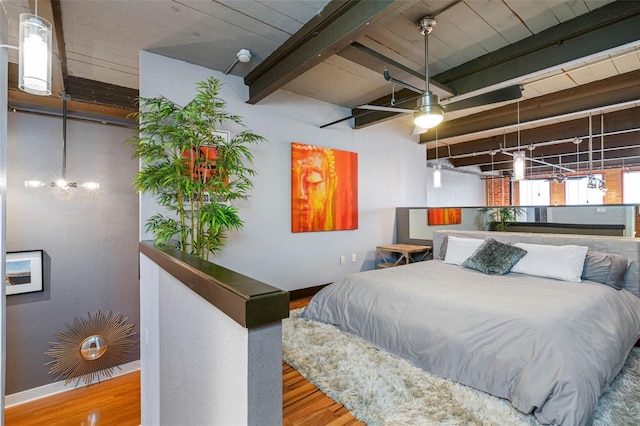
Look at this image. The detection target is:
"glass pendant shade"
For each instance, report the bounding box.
[413,93,443,129]
[513,151,525,181]
[433,166,442,188]
[19,13,52,96]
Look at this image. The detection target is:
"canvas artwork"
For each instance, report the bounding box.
[5,250,44,295]
[291,142,358,232]
[427,208,462,225]
[181,130,230,209]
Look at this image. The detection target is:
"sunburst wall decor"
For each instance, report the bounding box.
[46,310,136,386]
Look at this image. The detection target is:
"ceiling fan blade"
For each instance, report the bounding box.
[442,85,522,113]
[410,126,428,136]
[356,104,415,114]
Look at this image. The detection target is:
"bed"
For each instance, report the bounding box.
[301,231,640,426]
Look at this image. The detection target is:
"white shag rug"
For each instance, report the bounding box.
[283,309,640,426]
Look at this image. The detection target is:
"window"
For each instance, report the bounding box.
[518,179,550,205]
[565,174,604,205]
[623,171,640,203]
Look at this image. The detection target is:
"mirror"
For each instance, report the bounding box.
[80,335,108,360]
[407,205,639,240]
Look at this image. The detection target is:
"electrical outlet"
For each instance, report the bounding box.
[340,255,346,264]
[352,253,357,262]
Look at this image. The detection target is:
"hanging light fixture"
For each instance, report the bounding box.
[513,102,525,181]
[19,1,52,96]
[25,94,99,190]
[414,17,443,129]
[433,128,441,188]
[1,2,52,96]
[513,151,525,181]
[599,114,607,192]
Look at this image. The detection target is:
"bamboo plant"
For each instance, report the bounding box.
[479,206,525,232]
[130,77,265,260]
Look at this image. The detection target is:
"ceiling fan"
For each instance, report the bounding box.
[347,16,523,133]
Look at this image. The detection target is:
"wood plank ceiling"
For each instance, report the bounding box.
[2,0,640,175]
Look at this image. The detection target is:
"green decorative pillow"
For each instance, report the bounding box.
[462,238,527,275]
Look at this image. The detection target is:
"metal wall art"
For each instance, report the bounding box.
[46,310,136,385]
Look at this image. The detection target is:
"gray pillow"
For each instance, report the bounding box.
[582,251,629,290]
[462,238,527,275]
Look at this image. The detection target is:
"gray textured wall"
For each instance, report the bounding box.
[5,111,139,394]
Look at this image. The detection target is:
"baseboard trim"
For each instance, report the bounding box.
[289,283,330,300]
[5,360,140,408]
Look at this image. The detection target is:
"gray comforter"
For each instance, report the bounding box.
[301,260,640,426]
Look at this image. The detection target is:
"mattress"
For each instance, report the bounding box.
[301,260,640,425]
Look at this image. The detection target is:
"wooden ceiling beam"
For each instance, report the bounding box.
[8,63,137,116]
[50,0,68,89]
[434,1,640,94]
[420,69,640,143]
[355,1,640,129]
[244,0,416,105]
[427,107,640,171]
[8,88,136,127]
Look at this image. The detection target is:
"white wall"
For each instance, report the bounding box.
[140,51,432,290]
[140,254,281,425]
[425,168,486,207]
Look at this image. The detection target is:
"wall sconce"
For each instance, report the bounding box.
[24,94,99,190]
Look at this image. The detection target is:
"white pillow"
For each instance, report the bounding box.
[444,236,484,266]
[511,243,588,282]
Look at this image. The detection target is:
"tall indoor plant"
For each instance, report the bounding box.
[479,206,525,231]
[131,77,265,260]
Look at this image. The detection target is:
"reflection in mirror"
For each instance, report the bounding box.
[410,205,639,240]
[80,335,108,360]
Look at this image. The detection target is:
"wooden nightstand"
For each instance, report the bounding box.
[376,244,432,269]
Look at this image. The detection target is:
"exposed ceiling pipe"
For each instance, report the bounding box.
[458,150,640,170]
[435,99,640,145]
[436,126,640,161]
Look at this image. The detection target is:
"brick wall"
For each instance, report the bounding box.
[486,177,511,206]
[550,180,566,206]
[603,168,623,204]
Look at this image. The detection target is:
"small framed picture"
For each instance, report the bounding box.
[5,250,44,296]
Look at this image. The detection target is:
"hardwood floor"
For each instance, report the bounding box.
[5,371,141,426]
[5,297,363,425]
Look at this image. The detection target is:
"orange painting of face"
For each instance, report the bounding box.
[181,146,219,183]
[291,143,358,232]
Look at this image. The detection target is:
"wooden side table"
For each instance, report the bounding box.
[376,244,432,269]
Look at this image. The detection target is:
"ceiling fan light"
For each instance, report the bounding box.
[414,111,443,128]
[413,93,443,128]
[18,13,52,96]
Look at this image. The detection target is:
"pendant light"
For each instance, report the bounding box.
[24,94,100,190]
[513,102,525,181]
[433,128,441,188]
[19,0,52,96]
[599,114,607,192]
[1,1,52,96]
